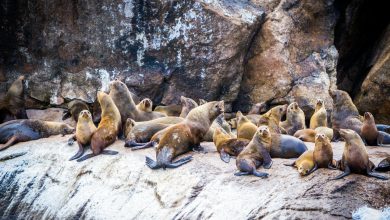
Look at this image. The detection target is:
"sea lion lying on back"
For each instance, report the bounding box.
[0,119,74,151]
[361,112,390,147]
[130,101,224,169]
[62,100,90,122]
[0,76,28,123]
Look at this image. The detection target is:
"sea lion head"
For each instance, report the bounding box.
[140,98,153,112]
[315,133,327,143]
[329,89,351,106]
[364,112,375,124]
[208,101,224,119]
[78,110,92,121]
[181,96,198,109]
[270,104,287,120]
[287,102,300,114]
[256,126,270,138]
[109,79,128,94]
[298,162,312,176]
[339,128,357,140]
[125,118,136,136]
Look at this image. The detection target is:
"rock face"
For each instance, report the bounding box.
[0,137,389,219]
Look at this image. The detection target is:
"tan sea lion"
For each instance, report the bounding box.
[136,98,153,112]
[0,76,28,123]
[361,112,390,147]
[310,99,327,129]
[213,127,248,163]
[134,101,224,169]
[62,99,90,122]
[280,102,306,135]
[258,104,288,134]
[203,114,234,142]
[329,89,363,140]
[77,91,121,162]
[180,96,198,118]
[293,129,317,142]
[312,133,336,171]
[0,119,74,151]
[236,111,257,140]
[235,126,272,178]
[154,104,182,116]
[284,150,315,176]
[68,110,97,160]
[332,129,388,180]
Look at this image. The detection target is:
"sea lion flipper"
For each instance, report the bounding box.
[145,156,160,169]
[101,150,119,155]
[284,161,296,167]
[130,141,156,151]
[62,111,71,120]
[124,140,145,147]
[328,162,337,170]
[220,149,230,163]
[259,147,272,169]
[68,135,76,145]
[331,166,351,180]
[69,142,85,161]
[76,153,96,162]
[307,164,318,175]
[252,170,269,178]
[234,171,250,176]
[0,136,18,151]
[192,144,206,154]
[367,172,389,180]
[166,156,193,168]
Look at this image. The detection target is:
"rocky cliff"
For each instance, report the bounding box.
[0,0,389,121]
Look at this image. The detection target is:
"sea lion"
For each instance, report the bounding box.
[0,119,75,151]
[0,76,28,123]
[68,110,97,160]
[248,102,268,114]
[258,104,288,134]
[199,99,207,105]
[76,91,121,162]
[136,98,153,112]
[332,129,388,180]
[203,114,234,142]
[310,99,327,129]
[312,133,336,170]
[134,101,224,169]
[314,126,333,141]
[236,111,257,140]
[154,104,182,116]
[62,100,89,122]
[109,79,165,125]
[374,157,390,172]
[213,127,248,163]
[280,102,306,135]
[268,132,308,158]
[329,89,363,139]
[294,129,317,142]
[376,124,390,133]
[180,96,198,118]
[284,150,315,176]
[235,126,272,178]
[229,117,237,129]
[361,112,390,147]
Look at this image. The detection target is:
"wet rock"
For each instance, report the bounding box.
[0,136,388,219]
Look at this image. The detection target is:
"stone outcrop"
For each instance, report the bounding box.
[0,137,389,219]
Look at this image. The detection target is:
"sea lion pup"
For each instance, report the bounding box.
[314,126,333,141]
[280,102,306,135]
[248,102,268,114]
[62,100,89,122]
[361,112,390,147]
[109,79,165,124]
[332,129,388,180]
[329,89,363,139]
[284,150,315,176]
[236,111,258,140]
[76,91,121,162]
[0,119,75,151]
[213,127,248,163]
[154,104,182,116]
[375,157,390,172]
[235,126,272,178]
[142,101,224,169]
[180,96,198,118]
[68,110,97,160]
[136,98,153,113]
[293,129,317,142]
[0,75,28,123]
[310,99,327,129]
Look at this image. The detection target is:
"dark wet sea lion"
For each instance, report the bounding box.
[0,76,28,123]
[0,119,74,151]
[361,112,390,147]
[374,157,390,172]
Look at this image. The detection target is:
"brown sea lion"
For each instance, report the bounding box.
[0,119,74,151]
[213,127,248,163]
[236,111,257,140]
[77,91,121,162]
[68,110,97,160]
[258,104,288,134]
[280,102,306,135]
[312,133,336,171]
[248,102,268,114]
[361,112,390,147]
[310,99,327,129]
[0,76,28,123]
[293,129,317,142]
[374,157,390,172]
[329,89,363,140]
[154,104,182,116]
[134,101,224,169]
[284,150,315,176]
[314,126,333,141]
[180,96,198,118]
[62,99,89,122]
[203,114,234,142]
[235,126,272,178]
[332,129,388,180]
[136,98,153,113]
[109,79,165,124]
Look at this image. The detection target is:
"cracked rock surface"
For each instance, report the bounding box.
[0,136,389,219]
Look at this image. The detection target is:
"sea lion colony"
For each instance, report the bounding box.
[0,76,389,180]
